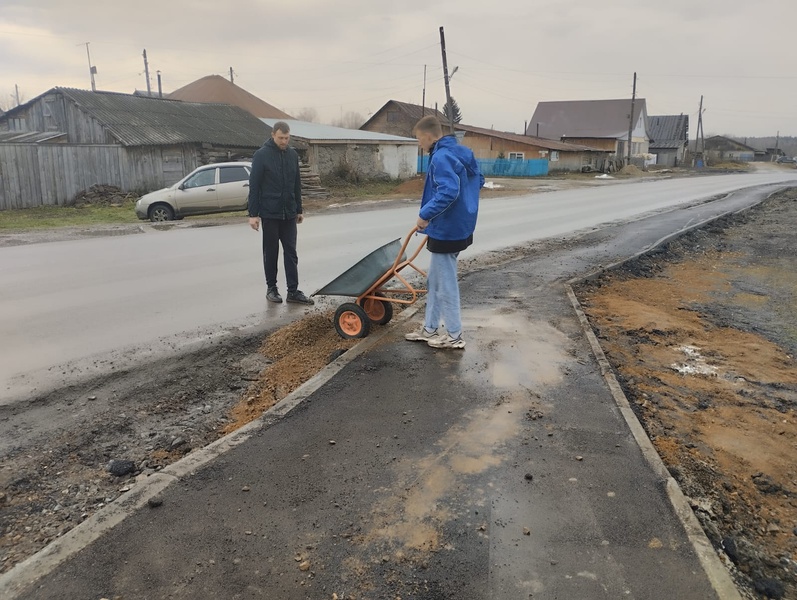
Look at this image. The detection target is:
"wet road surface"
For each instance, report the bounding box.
[2,171,796,405]
[7,184,788,599]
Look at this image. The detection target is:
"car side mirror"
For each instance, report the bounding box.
[178,183,186,191]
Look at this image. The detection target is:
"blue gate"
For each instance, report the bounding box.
[417,156,548,177]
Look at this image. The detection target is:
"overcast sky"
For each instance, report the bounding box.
[1,0,795,137]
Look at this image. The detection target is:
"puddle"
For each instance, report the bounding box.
[461,308,571,388]
[359,389,540,557]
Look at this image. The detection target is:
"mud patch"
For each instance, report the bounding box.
[223,313,358,433]
[576,187,797,599]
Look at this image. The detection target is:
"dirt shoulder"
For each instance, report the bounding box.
[575,187,797,599]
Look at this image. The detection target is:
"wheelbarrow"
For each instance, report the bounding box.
[312,226,427,339]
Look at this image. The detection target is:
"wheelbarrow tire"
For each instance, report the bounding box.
[359,293,394,325]
[334,303,371,339]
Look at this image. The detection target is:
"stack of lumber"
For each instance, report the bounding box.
[300,164,330,198]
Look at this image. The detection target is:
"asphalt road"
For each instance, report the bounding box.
[8,182,790,599]
[2,171,796,404]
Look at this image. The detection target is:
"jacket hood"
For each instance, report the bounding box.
[434,135,480,178]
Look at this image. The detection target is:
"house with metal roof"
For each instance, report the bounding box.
[648,114,689,167]
[527,98,651,161]
[169,75,292,119]
[0,87,271,209]
[703,135,756,163]
[262,118,417,180]
[453,123,609,173]
[360,100,447,138]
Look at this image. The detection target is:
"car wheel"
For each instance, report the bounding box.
[149,204,175,222]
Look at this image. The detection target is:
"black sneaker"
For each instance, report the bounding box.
[266,287,283,303]
[286,290,315,305]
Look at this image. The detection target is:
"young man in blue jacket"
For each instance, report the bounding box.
[406,116,484,349]
[248,122,314,305]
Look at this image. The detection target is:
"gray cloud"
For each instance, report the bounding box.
[1,0,795,136]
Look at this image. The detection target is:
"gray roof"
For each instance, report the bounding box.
[648,114,689,149]
[454,124,605,152]
[261,119,416,143]
[57,88,270,147]
[360,100,447,130]
[527,98,649,140]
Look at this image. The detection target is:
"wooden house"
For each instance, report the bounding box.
[648,114,689,167]
[0,87,271,209]
[527,98,651,159]
[454,124,608,173]
[360,100,447,138]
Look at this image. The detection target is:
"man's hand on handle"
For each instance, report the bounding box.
[249,216,261,231]
[416,217,429,231]
[297,214,305,224]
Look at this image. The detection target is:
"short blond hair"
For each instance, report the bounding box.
[413,115,443,137]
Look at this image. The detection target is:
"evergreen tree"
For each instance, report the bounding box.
[443,97,463,124]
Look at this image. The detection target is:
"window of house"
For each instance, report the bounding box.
[219,166,250,184]
[386,110,401,123]
[10,118,26,131]
[508,152,524,160]
[550,151,560,162]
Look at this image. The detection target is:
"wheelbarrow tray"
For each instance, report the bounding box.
[313,238,407,298]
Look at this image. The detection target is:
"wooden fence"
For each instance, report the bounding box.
[0,144,195,210]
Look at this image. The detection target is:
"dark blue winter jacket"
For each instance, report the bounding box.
[419,135,484,242]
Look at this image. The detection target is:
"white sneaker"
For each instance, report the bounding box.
[427,334,466,349]
[405,327,440,342]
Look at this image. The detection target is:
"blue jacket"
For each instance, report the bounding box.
[419,135,484,241]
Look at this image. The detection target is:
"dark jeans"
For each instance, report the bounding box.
[261,218,298,292]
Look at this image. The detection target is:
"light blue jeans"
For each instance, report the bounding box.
[424,252,462,338]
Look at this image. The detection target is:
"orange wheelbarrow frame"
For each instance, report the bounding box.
[312,226,428,339]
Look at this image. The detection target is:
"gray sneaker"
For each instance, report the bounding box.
[427,333,466,349]
[405,327,440,342]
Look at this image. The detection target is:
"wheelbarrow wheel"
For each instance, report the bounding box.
[359,293,394,325]
[334,303,371,339]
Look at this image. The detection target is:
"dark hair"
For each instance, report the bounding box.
[272,121,290,134]
[413,115,443,137]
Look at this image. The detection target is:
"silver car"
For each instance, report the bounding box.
[135,162,252,222]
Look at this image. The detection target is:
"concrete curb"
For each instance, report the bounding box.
[558,188,794,600]
[0,305,420,600]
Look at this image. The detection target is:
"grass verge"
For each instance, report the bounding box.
[0,201,141,230]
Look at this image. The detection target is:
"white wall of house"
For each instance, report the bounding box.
[310,142,416,180]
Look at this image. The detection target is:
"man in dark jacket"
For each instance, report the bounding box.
[405,116,483,349]
[248,122,314,305]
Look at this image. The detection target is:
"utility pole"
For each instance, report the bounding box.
[81,42,97,91]
[439,26,456,134]
[626,71,637,167]
[695,95,705,166]
[229,67,234,84]
[421,64,427,117]
[157,71,163,98]
[14,84,20,107]
[142,49,152,95]
[775,130,780,159]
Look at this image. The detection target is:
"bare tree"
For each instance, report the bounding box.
[294,107,319,123]
[0,88,26,112]
[330,111,365,130]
